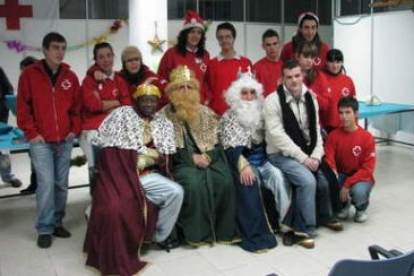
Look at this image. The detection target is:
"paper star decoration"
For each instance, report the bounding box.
[148,21,166,53]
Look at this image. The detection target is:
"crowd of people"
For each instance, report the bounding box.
[0,9,377,276]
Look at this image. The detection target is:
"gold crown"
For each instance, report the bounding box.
[169,65,195,83]
[134,83,161,99]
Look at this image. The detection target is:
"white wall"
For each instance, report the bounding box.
[334,10,414,103]
[334,10,414,143]
[0,19,129,89]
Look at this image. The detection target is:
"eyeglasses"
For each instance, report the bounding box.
[125,57,141,63]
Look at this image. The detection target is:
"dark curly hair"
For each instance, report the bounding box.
[176,27,206,58]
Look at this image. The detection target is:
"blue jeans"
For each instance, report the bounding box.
[257,161,291,222]
[0,153,16,182]
[30,140,73,234]
[140,173,184,242]
[268,154,333,230]
[338,174,372,211]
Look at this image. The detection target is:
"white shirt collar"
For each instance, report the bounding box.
[186,46,198,53]
[283,83,308,103]
[217,52,241,61]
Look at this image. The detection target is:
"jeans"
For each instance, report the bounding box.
[257,161,291,222]
[338,174,372,211]
[268,154,333,229]
[30,140,73,234]
[140,173,184,242]
[79,130,99,168]
[0,152,16,182]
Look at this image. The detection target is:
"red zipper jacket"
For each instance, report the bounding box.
[81,64,132,130]
[17,60,81,142]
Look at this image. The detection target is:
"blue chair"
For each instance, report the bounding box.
[329,245,414,276]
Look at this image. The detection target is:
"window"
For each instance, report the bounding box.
[60,0,129,19]
[246,0,281,23]
[338,0,370,16]
[167,0,197,20]
[199,0,243,22]
[167,0,332,24]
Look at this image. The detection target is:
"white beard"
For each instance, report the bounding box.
[233,100,264,143]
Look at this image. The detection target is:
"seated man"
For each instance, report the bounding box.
[325,96,375,223]
[84,84,183,275]
[264,60,342,249]
[220,71,291,252]
[161,66,239,246]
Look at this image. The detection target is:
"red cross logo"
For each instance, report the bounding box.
[61,79,72,90]
[0,0,33,30]
[342,87,350,96]
[352,146,362,157]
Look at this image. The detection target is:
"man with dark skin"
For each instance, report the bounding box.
[90,83,183,250]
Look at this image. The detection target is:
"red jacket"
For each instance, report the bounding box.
[304,71,332,128]
[206,55,252,116]
[158,47,210,102]
[324,72,356,128]
[17,60,81,142]
[253,58,283,97]
[118,65,168,108]
[81,64,131,130]
[325,127,376,188]
[280,41,330,71]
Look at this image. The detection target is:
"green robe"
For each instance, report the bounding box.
[173,123,239,245]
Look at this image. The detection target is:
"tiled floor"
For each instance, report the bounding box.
[1,145,414,276]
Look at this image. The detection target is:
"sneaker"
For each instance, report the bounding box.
[336,202,351,220]
[354,210,368,223]
[53,226,71,238]
[85,205,91,221]
[10,178,23,188]
[37,234,52,248]
[324,218,344,232]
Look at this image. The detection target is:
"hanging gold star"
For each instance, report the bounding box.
[148,21,166,53]
[148,34,166,53]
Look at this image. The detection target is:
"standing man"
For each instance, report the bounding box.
[325,96,375,223]
[0,67,22,188]
[17,32,81,248]
[206,22,252,116]
[253,29,283,97]
[264,60,342,248]
[280,12,330,71]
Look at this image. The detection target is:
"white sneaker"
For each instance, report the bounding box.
[85,205,91,221]
[354,210,368,223]
[336,202,351,220]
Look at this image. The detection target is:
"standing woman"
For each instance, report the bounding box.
[295,41,331,129]
[158,10,210,102]
[80,42,131,194]
[118,46,167,107]
[324,49,356,132]
[281,12,330,71]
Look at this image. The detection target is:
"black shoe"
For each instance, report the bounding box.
[20,183,36,194]
[157,236,180,253]
[10,178,23,188]
[37,234,52,248]
[282,231,315,249]
[53,226,71,238]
